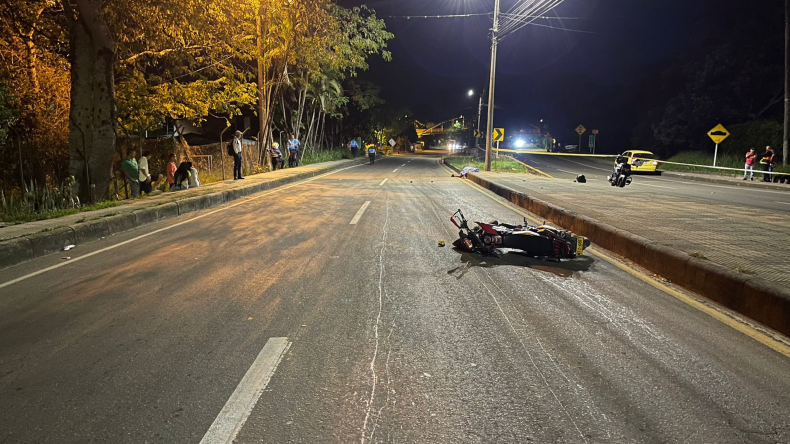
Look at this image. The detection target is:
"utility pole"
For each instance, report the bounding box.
[784,0,789,165]
[484,0,501,171]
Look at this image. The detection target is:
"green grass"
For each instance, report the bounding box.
[300,148,352,165]
[445,155,528,174]
[1,199,126,223]
[661,151,790,175]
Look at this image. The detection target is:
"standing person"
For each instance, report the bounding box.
[167,153,177,190]
[121,149,140,198]
[349,138,359,158]
[761,145,776,182]
[233,130,244,180]
[138,150,153,194]
[270,142,285,170]
[367,144,376,165]
[744,148,757,181]
[288,134,301,168]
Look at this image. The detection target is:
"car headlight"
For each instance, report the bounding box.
[652,161,658,166]
[514,139,526,148]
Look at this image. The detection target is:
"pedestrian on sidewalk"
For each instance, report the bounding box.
[288,134,301,168]
[233,130,244,180]
[348,138,359,158]
[761,145,776,182]
[167,153,177,190]
[270,142,285,170]
[138,150,153,194]
[121,149,140,198]
[367,144,376,165]
[744,148,757,181]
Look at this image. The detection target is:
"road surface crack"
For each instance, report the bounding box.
[361,192,390,444]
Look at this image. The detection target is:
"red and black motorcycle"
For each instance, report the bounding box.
[451,209,590,259]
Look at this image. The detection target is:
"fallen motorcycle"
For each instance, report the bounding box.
[608,162,633,188]
[450,209,590,259]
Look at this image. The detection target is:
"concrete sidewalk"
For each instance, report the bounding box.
[0,158,366,268]
[474,171,789,289]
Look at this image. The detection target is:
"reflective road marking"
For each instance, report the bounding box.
[350,201,372,225]
[199,337,291,444]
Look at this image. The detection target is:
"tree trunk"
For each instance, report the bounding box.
[66,0,116,203]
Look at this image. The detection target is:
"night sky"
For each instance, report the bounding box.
[341,0,770,145]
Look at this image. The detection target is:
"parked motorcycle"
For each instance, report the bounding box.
[608,161,632,188]
[450,209,590,259]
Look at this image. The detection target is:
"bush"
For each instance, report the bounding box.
[445,155,528,174]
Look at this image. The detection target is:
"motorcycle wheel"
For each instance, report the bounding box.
[617,175,627,187]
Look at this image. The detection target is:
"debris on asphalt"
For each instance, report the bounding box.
[61,257,71,260]
[301,324,307,327]
[575,174,587,183]
[63,245,75,251]
[248,317,253,321]
[438,241,445,247]
[423,372,432,378]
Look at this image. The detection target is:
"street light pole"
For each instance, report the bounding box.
[484,0,501,171]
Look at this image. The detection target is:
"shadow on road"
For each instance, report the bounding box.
[448,248,594,279]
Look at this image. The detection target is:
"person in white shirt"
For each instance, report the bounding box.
[233,130,244,180]
[138,150,153,194]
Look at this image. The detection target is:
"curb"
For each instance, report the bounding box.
[660,171,790,191]
[0,158,365,271]
[467,172,790,337]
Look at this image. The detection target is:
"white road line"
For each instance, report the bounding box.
[378,178,388,186]
[0,163,364,290]
[401,163,407,166]
[636,183,676,190]
[200,337,290,444]
[392,169,398,173]
[350,201,372,225]
[777,201,790,205]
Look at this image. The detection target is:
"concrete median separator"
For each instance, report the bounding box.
[465,171,790,337]
[0,158,368,270]
[28,227,76,258]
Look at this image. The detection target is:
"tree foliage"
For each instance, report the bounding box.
[0,0,394,199]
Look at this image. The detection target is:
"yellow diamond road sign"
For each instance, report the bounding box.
[493,128,504,142]
[707,124,730,145]
[575,125,586,135]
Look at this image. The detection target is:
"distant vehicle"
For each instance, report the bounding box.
[615,150,660,172]
[564,144,578,152]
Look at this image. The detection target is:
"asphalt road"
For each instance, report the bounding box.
[512,152,790,212]
[1,155,789,443]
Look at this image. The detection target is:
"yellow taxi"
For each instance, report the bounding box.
[615,150,661,172]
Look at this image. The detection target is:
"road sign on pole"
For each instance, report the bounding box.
[474,129,483,138]
[576,125,586,153]
[589,135,595,149]
[492,128,505,142]
[707,124,730,166]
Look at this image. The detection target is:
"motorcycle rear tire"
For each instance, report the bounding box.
[617,175,627,187]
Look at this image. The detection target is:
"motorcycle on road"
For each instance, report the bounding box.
[451,209,590,260]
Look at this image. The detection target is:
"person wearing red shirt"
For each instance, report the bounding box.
[743,148,757,181]
[166,153,177,190]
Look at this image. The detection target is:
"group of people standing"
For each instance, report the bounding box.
[234,131,301,175]
[744,146,778,182]
[121,149,185,198]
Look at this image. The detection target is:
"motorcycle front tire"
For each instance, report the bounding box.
[617,175,627,187]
